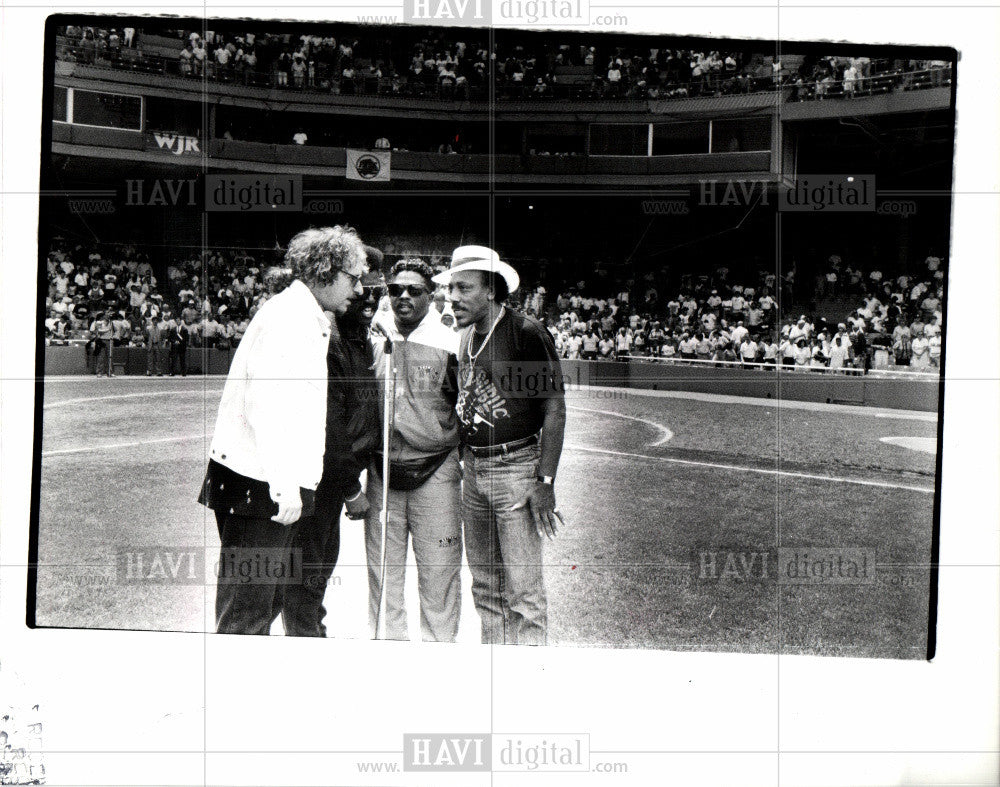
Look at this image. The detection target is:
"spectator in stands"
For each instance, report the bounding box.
[202,313,224,348]
[843,61,859,96]
[850,324,870,372]
[89,311,114,377]
[739,334,759,366]
[109,309,128,345]
[793,338,810,368]
[168,316,189,376]
[761,334,779,365]
[730,320,749,348]
[341,63,356,94]
[910,329,931,369]
[439,62,457,98]
[214,42,232,80]
[928,331,942,368]
[192,38,207,76]
[178,42,194,76]
[275,49,291,87]
[292,53,307,88]
[892,322,912,366]
[614,326,632,357]
[828,335,850,370]
[695,332,711,360]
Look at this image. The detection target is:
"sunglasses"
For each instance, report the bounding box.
[387,283,430,298]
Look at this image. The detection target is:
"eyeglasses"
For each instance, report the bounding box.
[387,283,430,298]
[338,268,363,287]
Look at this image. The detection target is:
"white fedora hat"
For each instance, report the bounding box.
[431,245,520,295]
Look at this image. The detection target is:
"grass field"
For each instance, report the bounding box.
[34,375,937,659]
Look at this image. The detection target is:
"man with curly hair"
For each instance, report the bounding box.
[199,226,368,635]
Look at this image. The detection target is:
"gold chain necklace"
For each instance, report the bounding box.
[465,306,505,385]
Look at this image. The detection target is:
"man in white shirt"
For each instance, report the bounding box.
[761,335,778,364]
[199,226,368,636]
[615,327,632,356]
[566,331,584,359]
[739,336,759,365]
[730,320,749,347]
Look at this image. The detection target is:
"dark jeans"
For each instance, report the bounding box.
[274,501,344,637]
[214,510,296,635]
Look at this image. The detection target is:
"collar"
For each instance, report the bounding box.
[287,279,332,332]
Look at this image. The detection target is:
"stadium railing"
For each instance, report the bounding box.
[616,353,939,378]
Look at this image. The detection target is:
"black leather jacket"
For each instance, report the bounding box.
[314,312,379,513]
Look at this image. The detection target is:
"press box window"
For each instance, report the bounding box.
[652,122,710,155]
[711,117,771,153]
[71,89,142,130]
[589,124,647,156]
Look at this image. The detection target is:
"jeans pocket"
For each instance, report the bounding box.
[496,444,541,468]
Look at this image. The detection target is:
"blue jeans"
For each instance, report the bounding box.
[462,443,547,645]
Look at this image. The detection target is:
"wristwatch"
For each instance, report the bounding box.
[536,475,554,485]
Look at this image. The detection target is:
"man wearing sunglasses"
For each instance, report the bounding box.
[364,259,463,641]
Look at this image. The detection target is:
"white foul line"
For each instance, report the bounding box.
[565,444,935,495]
[567,405,673,446]
[42,434,206,457]
[44,389,223,409]
[874,412,938,423]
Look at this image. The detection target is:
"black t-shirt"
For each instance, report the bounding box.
[457,309,564,448]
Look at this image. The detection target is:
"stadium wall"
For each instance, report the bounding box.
[44,347,939,412]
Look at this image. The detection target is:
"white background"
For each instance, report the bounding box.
[1,4,998,786]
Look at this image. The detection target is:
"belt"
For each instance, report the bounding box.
[464,433,539,458]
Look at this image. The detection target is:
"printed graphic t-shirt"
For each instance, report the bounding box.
[457,309,564,448]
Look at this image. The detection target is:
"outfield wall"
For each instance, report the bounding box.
[43,347,940,412]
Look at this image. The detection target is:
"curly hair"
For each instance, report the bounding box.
[283,226,366,286]
[388,257,434,287]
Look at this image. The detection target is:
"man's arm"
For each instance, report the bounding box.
[537,393,565,481]
[510,321,567,539]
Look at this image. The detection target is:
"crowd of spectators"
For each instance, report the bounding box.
[529,252,944,373]
[43,241,292,375]
[45,238,944,376]
[55,24,952,103]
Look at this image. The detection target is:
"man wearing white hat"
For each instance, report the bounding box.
[433,245,567,646]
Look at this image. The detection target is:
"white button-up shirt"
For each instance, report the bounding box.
[209,280,331,503]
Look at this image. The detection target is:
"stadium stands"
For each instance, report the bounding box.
[54,23,952,104]
[533,253,944,374]
[43,237,944,377]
